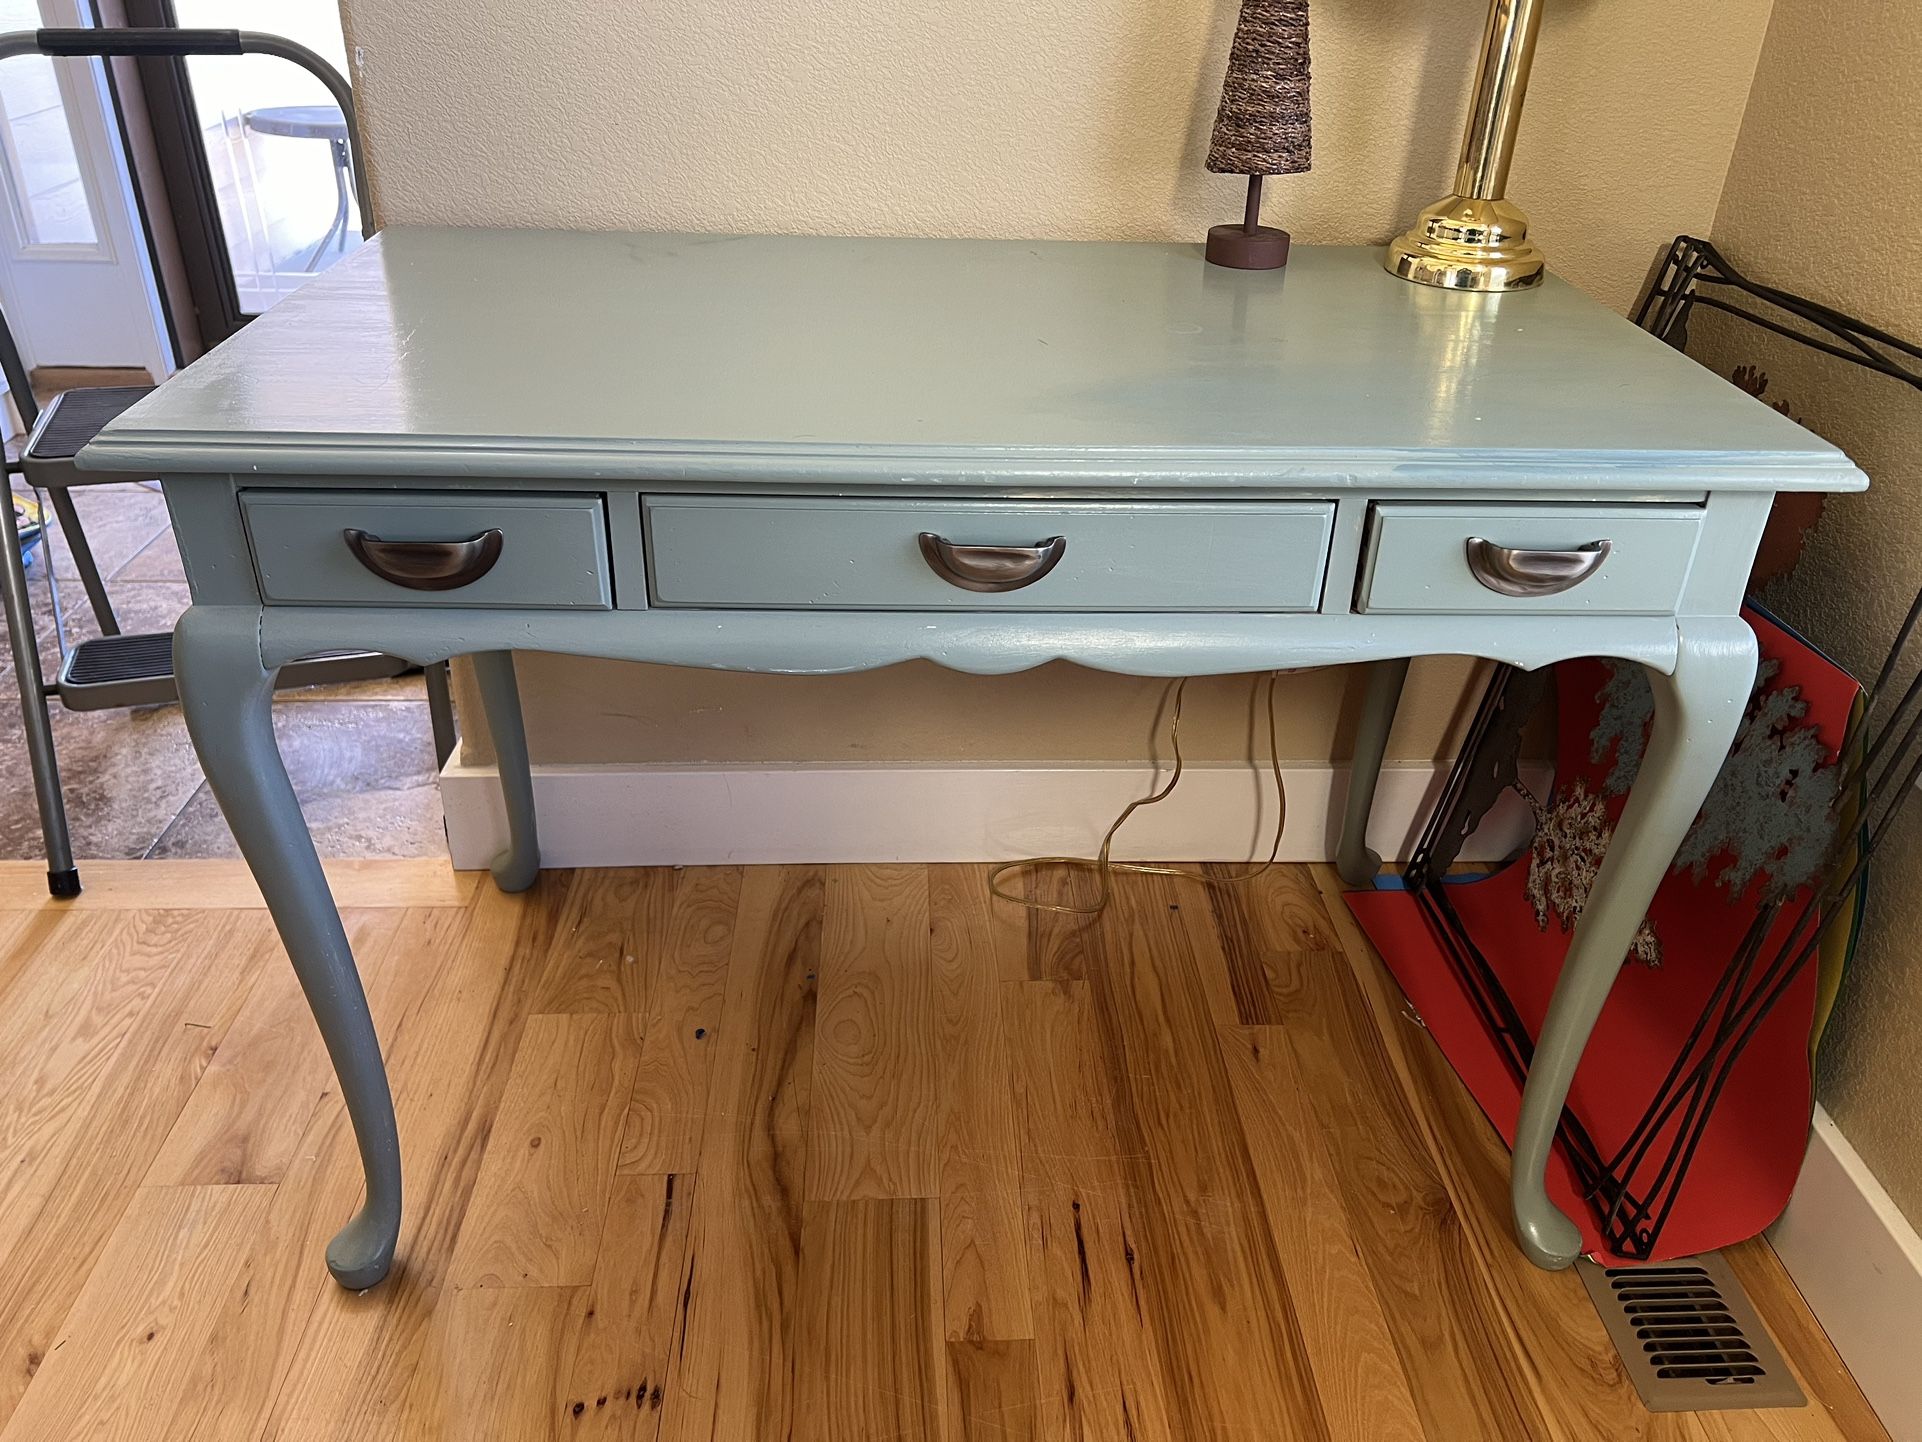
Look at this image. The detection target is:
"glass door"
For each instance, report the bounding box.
[122,0,360,346]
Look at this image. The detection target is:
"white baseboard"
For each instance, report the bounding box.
[1767,1108,1922,1440]
[438,759,1546,870]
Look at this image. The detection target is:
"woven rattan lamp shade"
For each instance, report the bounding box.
[1203,0,1311,269]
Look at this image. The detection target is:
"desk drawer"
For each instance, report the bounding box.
[644,497,1335,611]
[1357,503,1703,615]
[242,490,611,608]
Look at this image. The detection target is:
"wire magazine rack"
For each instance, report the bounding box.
[1398,235,1922,1260]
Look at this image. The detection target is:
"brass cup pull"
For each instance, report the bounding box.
[1465,537,1612,597]
[344,527,505,591]
[917,532,1067,593]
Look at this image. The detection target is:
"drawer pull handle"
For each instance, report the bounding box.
[1465,537,1612,597]
[344,528,505,591]
[918,532,1067,593]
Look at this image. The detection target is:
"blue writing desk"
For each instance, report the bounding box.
[82,229,1865,1289]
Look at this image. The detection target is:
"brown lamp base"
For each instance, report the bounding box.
[1206,222,1290,270]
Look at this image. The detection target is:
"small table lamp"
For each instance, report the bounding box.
[1204,0,1312,270]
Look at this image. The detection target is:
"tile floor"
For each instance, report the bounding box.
[2,480,446,862]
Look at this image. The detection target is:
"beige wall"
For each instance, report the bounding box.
[1692,0,1922,1224]
[338,0,1775,768]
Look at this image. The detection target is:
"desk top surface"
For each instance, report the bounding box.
[86,227,1862,492]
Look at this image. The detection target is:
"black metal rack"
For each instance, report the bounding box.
[1393,236,1922,1259]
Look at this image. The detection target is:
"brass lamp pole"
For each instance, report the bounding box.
[1385,0,1547,291]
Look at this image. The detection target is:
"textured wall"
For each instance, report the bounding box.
[1695,0,1922,1225]
[338,0,1775,768]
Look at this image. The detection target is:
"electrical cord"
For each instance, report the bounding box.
[988,669,1295,916]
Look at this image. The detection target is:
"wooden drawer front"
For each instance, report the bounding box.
[1357,503,1703,615]
[242,490,611,609]
[644,497,1335,611]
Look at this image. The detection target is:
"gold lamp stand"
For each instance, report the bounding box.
[1386,0,1547,291]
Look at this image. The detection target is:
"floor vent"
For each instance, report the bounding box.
[1577,1253,1806,1413]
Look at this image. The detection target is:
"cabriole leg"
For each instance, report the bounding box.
[1510,618,1757,1269]
[472,650,540,893]
[1336,657,1410,886]
[175,606,401,1288]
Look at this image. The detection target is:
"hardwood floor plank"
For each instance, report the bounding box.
[171,906,474,1442]
[1023,864,1103,984]
[0,1185,273,1442]
[0,858,476,910]
[1683,1406,1870,1442]
[262,1272,443,1441]
[0,910,269,1427]
[380,878,576,1286]
[659,865,821,1442]
[0,861,1882,1441]
[1227,867,1548,1441]
[161,907,460,1439]
[1722,1237,1890,1442]
[259,879,568,1437]
[1005,977,1173,1442]
[1164,869,1243,1027]
[980,867,1036,984]
[1222,1025,1428,1442]
[930,864,1032,1343]
[555,1172,697,1437]
[808,863,939,1200]
[530,868,676,1015]
[794,1198,944,1442]
[410,1284,580,1439]
[144,909,403,1186]
[618,867,739,1176]
[1307,867,1892,1442]
[944,1338,1040,1442]
[178,1100,373,1441]
[0,910,162,1266]
[0,910,161,1092]
[449,1011,642,1288]
[1306,865,1691,1442]
[1387,1004,1673,1441]
[1086,875,1332,1441]
[0,909,42,1005]
[1205,863,1343,1027]
[1205,865,1284,1026]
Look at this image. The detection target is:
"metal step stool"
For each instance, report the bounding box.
[25,389,409,708]
[5,372,423,897]
[0,23,452,897]
[56,630,405,711]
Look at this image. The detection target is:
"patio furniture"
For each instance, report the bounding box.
[242,103,353,271]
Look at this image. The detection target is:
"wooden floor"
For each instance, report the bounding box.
[0,858,1887,1441]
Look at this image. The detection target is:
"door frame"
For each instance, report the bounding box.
[117,0,245,347]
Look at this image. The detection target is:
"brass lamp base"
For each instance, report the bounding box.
[1385,193,1545,292]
